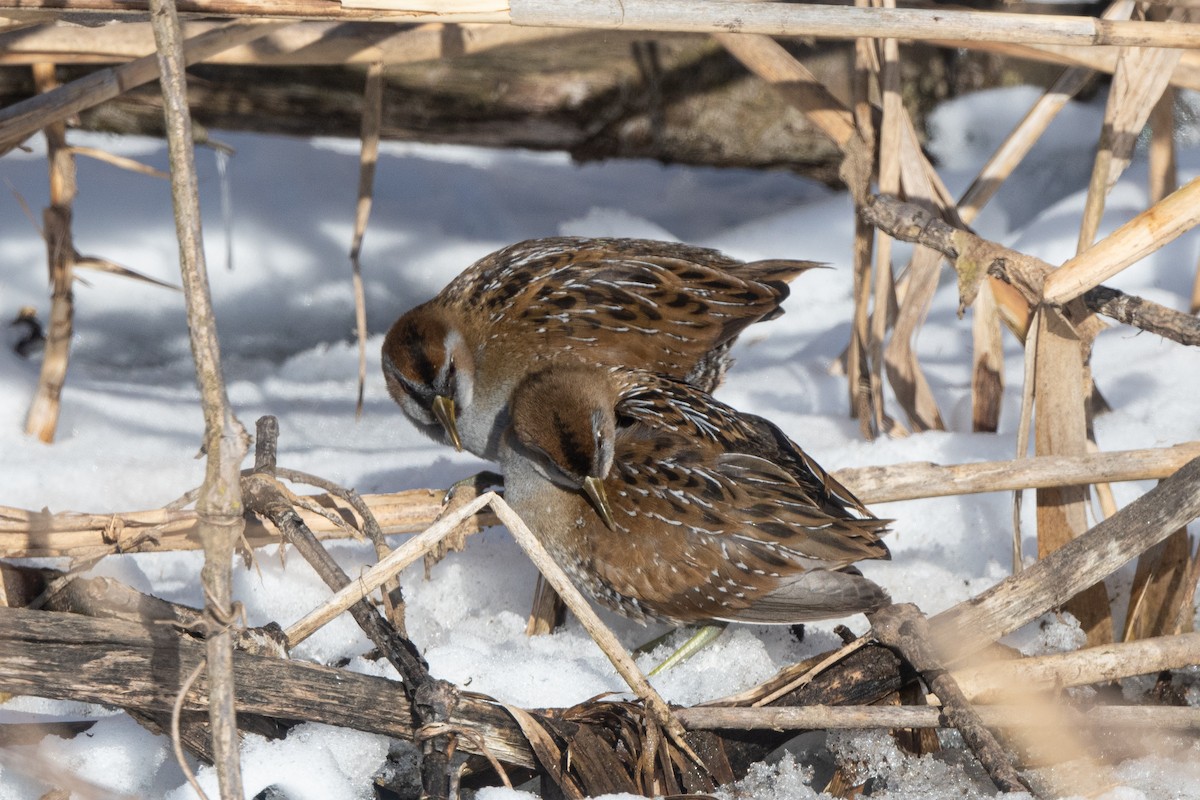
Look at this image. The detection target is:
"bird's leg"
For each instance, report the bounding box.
[444,470,504,503]
[425,471,505,576]
[645,623,729,676]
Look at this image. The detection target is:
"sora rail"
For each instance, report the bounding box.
[500,363,891,625]
[382,237,819,460]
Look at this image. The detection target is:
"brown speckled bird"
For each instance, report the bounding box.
[499,363,891,626]
[381,237,819,460]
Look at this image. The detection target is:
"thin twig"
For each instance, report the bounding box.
[860,194,1200,347]
[172,658,212,800]
[149,1,250,796]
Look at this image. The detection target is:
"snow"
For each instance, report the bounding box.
[1,84,1198,798]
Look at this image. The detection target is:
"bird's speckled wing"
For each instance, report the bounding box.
[438,237,818,385]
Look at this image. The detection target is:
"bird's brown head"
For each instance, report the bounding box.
[381,305,474,450]
[510,365,619,528]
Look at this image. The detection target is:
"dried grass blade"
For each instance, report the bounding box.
[349,60,383,418]
[503,705,585,799]
[66,145,170,179]
[74,256,180,290]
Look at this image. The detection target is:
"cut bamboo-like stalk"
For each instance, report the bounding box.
[7,0,1200,48]
[1076,13,1189,252]
[953,631,1200,701]
[713,32,856,149]
[1044,176,1200,305]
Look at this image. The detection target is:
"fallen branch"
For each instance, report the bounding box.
[861,194,1200,347]
[0,600,907,792]
[0,605,536,768]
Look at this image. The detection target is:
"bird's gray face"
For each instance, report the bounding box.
[382,310,473,450]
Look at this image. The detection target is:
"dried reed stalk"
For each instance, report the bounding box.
[150,1,249,795]
[1033,306,1112,645]
[13,0,1200,46]
[506,0,1200,48]
[5,443,1197,558]
[841,12,878,438]
[1076,8,1193,252]
[0,0,508,19]
[0,20,572,66]
[871,11,915,437]
[956,0,1136,225]
[882,172,947,431]
[970,281,1003,432]
[675,704,1200,731]
[1123,526,1194,640]
[24,64,77,445]
[0,20,285,156]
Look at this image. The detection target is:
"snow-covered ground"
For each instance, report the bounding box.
[1,85,1197,799]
